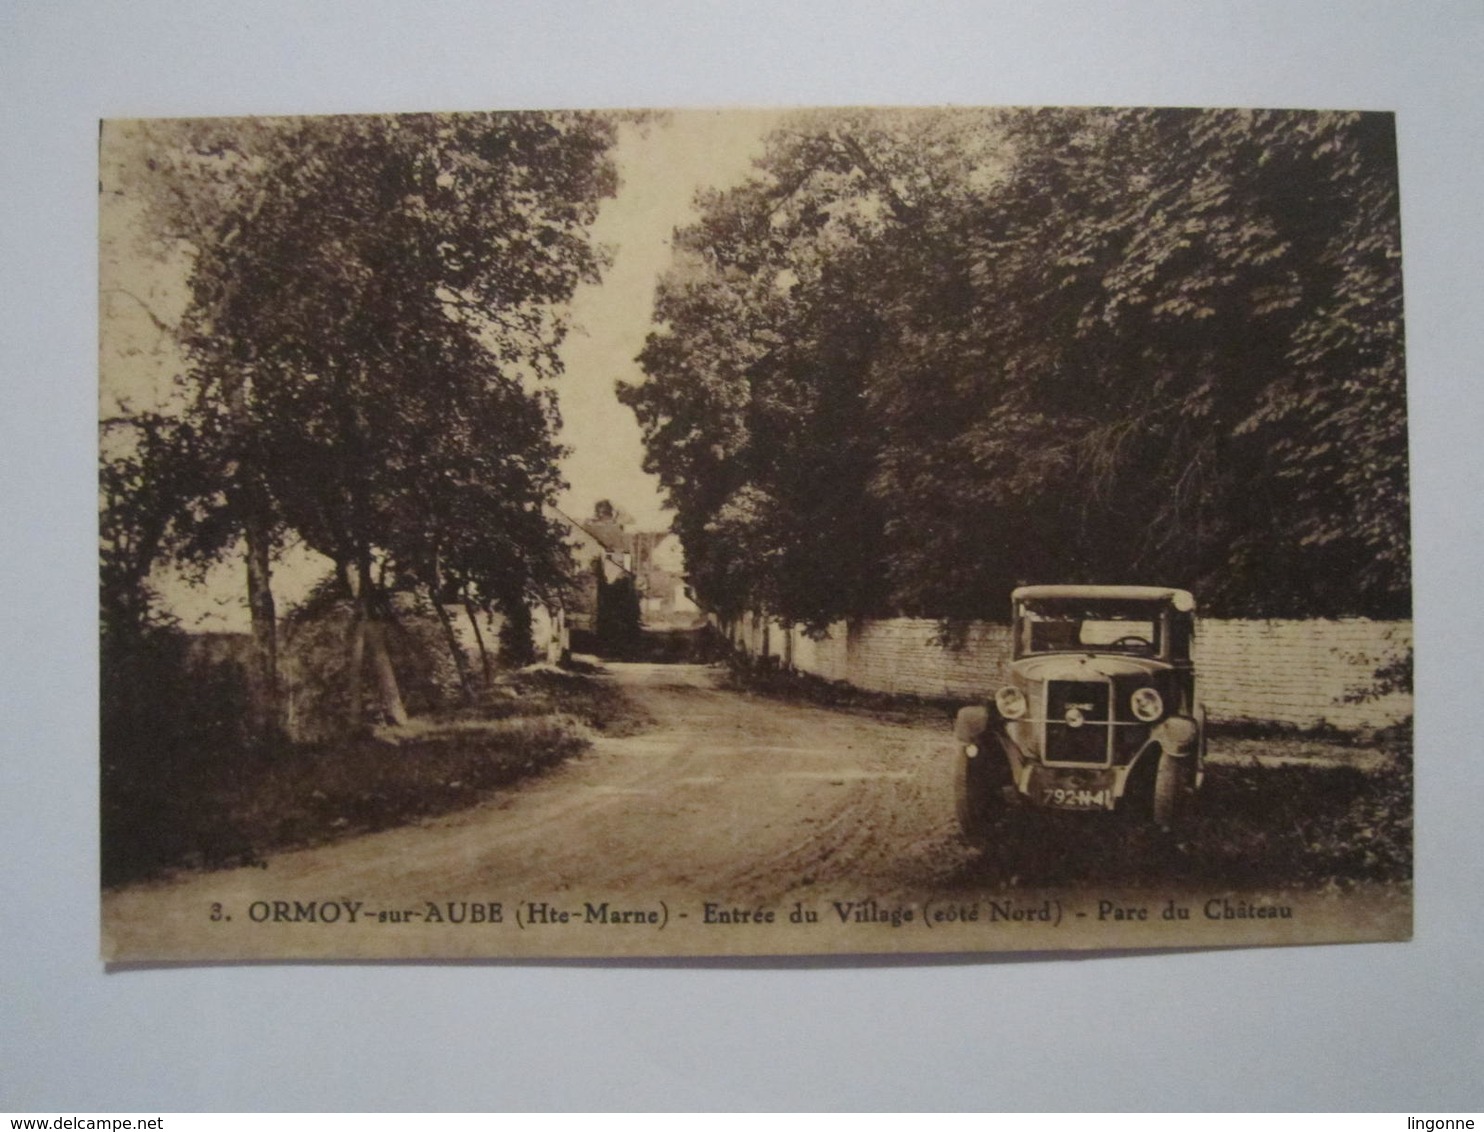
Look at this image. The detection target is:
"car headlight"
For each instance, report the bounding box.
[1130,686,1164,722]
[995,686,1028,720]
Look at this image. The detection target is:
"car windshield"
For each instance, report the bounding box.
[1018,599,1165,656]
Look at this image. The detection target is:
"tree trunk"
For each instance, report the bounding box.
[464,598,494,685]
[430,585,476,704]
[343,559,367,734]
[362,559,408,726]
[240,490,282,743]
[221,358,282,744]
[365,618,409,726]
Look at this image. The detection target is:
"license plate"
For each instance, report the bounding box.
[1040,786,1112,810]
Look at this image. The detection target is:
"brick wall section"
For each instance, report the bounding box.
[726,614,1412,732]
[1194,618,1412,730]
[783,619,1015,699]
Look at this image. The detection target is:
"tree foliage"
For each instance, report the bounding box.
[102,112,620,732]
[171,113,616,585]
[623,108,1409,625]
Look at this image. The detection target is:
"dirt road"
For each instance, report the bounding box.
[102,663,1408,960]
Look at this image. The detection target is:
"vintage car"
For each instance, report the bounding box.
[954,584,1206,834]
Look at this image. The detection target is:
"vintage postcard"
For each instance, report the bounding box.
[99,107,1412,961]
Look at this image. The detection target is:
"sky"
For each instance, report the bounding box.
[100,111,784,629]
[554,110,783,529]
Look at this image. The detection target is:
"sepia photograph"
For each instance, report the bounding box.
[98,105,1412,962]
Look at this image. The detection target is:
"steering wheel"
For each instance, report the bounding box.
[1109,635,1152,649]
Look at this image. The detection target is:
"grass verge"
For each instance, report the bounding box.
[101,667,650,888]
[720,657,959,726]
[947,754,1413,891]
[727,655,1412,890]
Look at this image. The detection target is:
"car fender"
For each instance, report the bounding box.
[954,705,991,744]
[1151,713,1200,756]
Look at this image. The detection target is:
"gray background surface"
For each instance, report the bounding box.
[2,0,1481,1111]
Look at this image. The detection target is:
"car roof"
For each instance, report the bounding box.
[1012,584,1196,610]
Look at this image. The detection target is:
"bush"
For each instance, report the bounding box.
[101,655,646,887]
[280,589,467,743]
[100,619,256,886]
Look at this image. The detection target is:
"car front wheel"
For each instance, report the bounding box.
[954,741,1009,839]
[1152,751,1196,827]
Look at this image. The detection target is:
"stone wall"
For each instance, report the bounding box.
[724,613,1412,732]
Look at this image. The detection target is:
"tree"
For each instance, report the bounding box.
[622,110,1004,628]
[102,111,621,732]
[103,118,298,736]
[872,108,1410,618]
[624,108,1409,627]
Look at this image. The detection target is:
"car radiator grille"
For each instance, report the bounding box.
[1044,680,1112,765]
